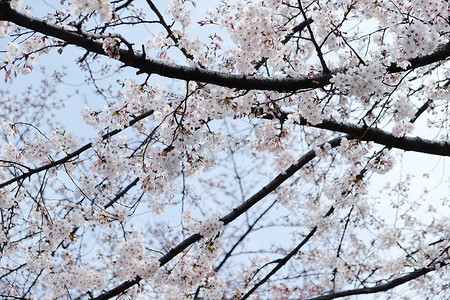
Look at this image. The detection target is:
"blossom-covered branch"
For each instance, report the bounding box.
[0,109,154,189]
[92,137,345,299]
[0,2,449,92]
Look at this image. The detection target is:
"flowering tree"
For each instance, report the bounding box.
[0,0,449,298]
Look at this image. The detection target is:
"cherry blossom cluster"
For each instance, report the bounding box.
[392,121,415,137]
[8,0,22,10]
[0,128,80,166]
[215,1,290,73]
[2,42,31,81]
[251,119,285,152]
[2,32,54,82]
[395,21,441,57]
[50,130,79,153]
[91,135,135,178]
[4,42,20,65]
[275,149,297,172]
[337,137,371,163]
[314,142,332,159]
[102,37,121,60]
[277,185,297,212]
[114,233,160,280]
[49,268,107,297]
[68,0,112,22]
[0,20,13,38]
[331,62,390,106]
[279,94,331,126]
[198,216,224,239]
[0,188,14,209]
[0,141,22,163]
[367,149,395,174]
[184,213,224,239]
[165,0,193,27]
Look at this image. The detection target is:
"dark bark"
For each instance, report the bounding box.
[306,266,442,300]
[263,112,450,157]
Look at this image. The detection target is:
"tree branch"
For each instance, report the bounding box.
[306,265,447,300]
[103,177,140,209]
[241,206,335,299]
[263,113,450,157]
[0,109,154,189]
[281,17,313,44]
[145,0,196,63]
[215,200,277,272]
[1,3,449,92]
[219,137,344,226]
[298,0,330,73]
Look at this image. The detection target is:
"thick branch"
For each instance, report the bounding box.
[264,113,450,157]
[281,17,313,44]
[306,266,444,300]
[314,120,450,156]
[1,3,449,92]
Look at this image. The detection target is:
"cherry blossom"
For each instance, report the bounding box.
[0,0,449,299]
[68,0,112,22]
